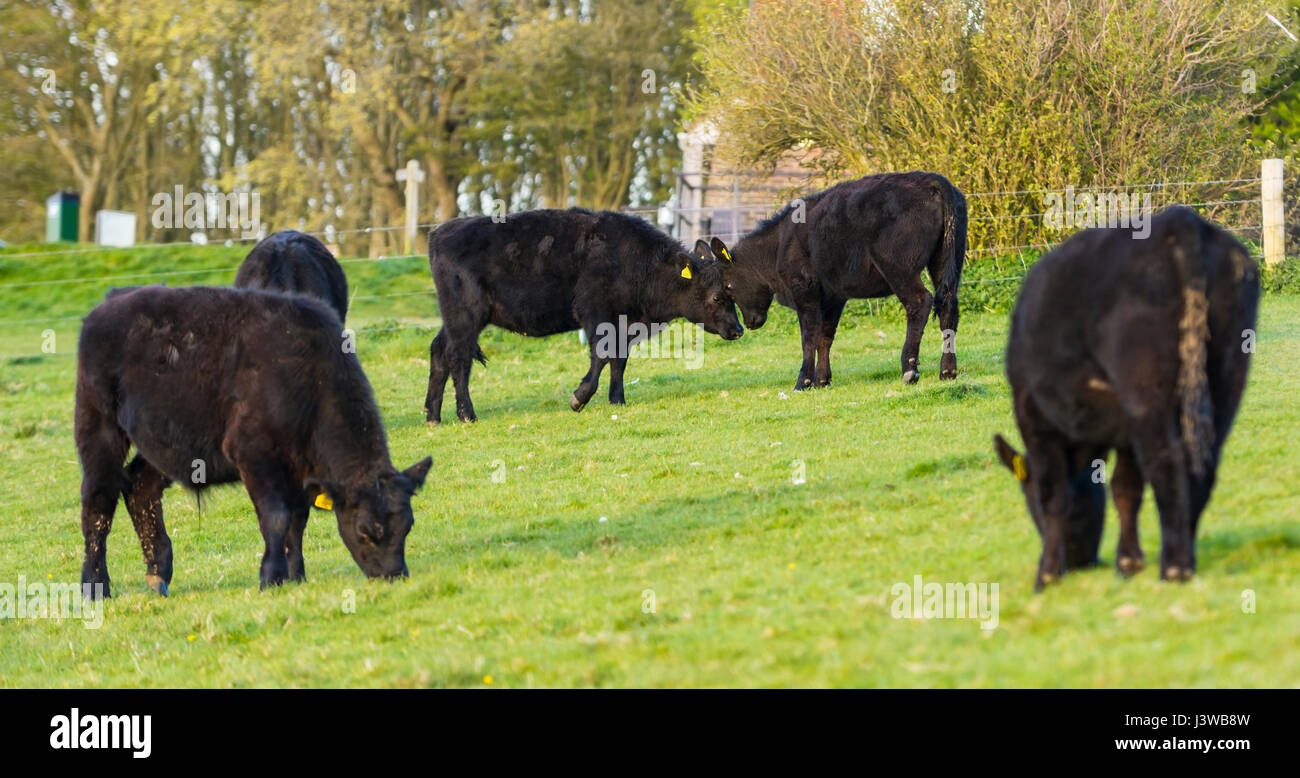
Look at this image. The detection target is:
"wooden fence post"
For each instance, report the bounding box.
[1262,158,1284,267]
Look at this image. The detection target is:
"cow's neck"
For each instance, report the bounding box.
[310,385,393,487]
[732,227,782,289]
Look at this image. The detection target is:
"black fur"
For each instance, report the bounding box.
[235,230,350,322]
[720,171,967,390]
[424,208,743,422]
[74,286,432,597]
[993,207,1259,589]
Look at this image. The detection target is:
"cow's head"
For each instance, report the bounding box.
[702,237,772,330]
[993,434,1104,574]
[307,456,433,579]
[675,240,743,341]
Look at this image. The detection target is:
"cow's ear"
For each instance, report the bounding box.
[304,478,343,510]
[993,434,1029,482]
[692,239,711,258]
[678,253,694,280]
[402,456,433,492]
[710,237,733,263]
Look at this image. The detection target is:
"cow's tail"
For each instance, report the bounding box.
[1169,207,1214,476]
[931,176,967,320]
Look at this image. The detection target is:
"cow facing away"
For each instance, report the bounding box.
[235,230,349,322]
[424,209,743,423]
[994,207,1258,589]
[718,171,966,390]
[75,286,432,597]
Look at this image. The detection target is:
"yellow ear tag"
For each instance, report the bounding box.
[1011,455,1028,482]
[314,493,334,511]
[681,266,692,279]
[720,247,732,262]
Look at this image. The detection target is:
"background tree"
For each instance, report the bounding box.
[685,0,1294,248]
[0,0,697,249]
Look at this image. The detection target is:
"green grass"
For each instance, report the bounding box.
[1,242,1297,688]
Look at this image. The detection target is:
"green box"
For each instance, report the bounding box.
[45,191,79,242]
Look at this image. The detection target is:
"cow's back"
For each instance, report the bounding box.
[78,286,347,485]
[429,209,678,336]
[805,172,952,294]
[1006,208,1256,445]
[235,231,349,321]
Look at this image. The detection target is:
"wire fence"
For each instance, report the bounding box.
[0,176,1279,362]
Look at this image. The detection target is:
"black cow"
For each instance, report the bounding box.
[993,207,1258,589]
[235,230,349,321]
[75,286,432,597]
[424,208,743,423]
[715,171,966,390]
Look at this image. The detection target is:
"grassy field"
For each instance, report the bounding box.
[1,242,1298,688]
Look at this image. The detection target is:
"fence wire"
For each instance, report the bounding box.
[0,177,1280,362]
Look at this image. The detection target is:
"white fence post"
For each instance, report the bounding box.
[1262,157,1284,267]
[395,160,425,256]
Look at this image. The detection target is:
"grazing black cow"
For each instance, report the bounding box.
[424,208,744,423]
[235,230,349,321]
[716,171,966,390]
[75,286,432,597]
[993,207,1258,589]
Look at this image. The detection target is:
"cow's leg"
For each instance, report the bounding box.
[1187,466,1218,539]
[449,347,479,423]
[1131,417,1195,581]
[75,401,128,600]
[889,275,934,384]
[1064,446,1106,570]
[440,292,487,423]
[424,330,451,424]
[1111,446,1146,575]
[935,283,960,380]
[226,420,295,589]
[793,305,822,391]
[240,467,294,590]
[571,342,608,412]
[122,454,174,596]
[1028,438,1071,590]
[284,494,311,583]
[608,356,629,405]
[813,298,846,388]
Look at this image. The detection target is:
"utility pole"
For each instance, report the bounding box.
[395,160,425,256]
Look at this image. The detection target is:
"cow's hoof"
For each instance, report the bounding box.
[1162,566,1193,582]
[145,574,169,597]
[570,392,588,412]
[1117,556,1145,576]
[81,580,111,601]
[903,370,919,384]
[939,369,957,380]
